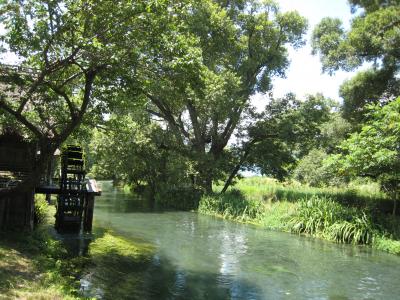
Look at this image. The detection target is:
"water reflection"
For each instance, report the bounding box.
[86,182,400,300]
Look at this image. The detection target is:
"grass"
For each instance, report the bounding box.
[216,177,387,206]
[199,177,400,255]
[0,217,85,299]
[0,204,154,299]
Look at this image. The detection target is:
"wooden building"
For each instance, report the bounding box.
[0,135,35,230]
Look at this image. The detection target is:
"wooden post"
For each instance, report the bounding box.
[45,159,52,203]
[83,194,95,232]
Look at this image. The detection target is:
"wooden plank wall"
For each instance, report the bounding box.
[0,141,35,230]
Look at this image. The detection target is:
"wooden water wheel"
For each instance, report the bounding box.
[55,145,86,232]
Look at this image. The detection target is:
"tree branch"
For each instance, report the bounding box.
[143,91,189,141]
[46,83,77,121]
[0,97,43,138]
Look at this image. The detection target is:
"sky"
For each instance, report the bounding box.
[251,0,358,110]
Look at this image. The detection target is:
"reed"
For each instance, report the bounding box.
[288,196,374,244]
[199,177,400,254]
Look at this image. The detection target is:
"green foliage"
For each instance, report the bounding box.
[200,177,400,254]
[327,98,400,210]
[312,1,400,122]
[34,194,49,225]
[319,113,353,153]
[289,197,374,245]
[312,2,400,73]
[0,0,185,192]
[293,149,343,187]
[339,67,399,123]
[246,94,334,180]
[292,112,353,186]
[220,176,386,206]
[89,113,201,208]
[199,189,265,222]
[374,236,400,255]
[110,0,308,192]
[289,197,345,235]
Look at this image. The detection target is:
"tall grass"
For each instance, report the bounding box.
[216,177,393,213]
[34,194,49,225]
[199,177,400,255]
[199,189,265,223]
[288,196,374,245]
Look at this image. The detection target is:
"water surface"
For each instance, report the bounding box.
[89,181,400,300]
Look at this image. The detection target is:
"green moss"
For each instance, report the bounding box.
[84,232,154,299]
[0,206,154,299]
[90,232,153,262]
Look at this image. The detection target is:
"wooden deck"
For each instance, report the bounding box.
[35,180,101,196]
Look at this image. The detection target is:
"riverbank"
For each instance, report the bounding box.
[0,218,85,299]
[0,204,154,299]
[199,177,400,255]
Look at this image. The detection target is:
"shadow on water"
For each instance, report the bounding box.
[53,227,263,299]
[52,227,106,257]
[81,250,265,300]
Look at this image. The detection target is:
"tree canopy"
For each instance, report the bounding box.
[326,97,400,212]
[115,0,308,192]
[312,0,400,122]
[0,0,191,193]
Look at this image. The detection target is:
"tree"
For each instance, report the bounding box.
[88,112,200,208]
[241,94,333,181]
[312,1,400,123]
[89,114,188,187]
[291,112,352,187]
[119,0,308,193]
[0,0,179,195]
[319,113,353,154]
[327,98,400,214]
[292,149,331,187]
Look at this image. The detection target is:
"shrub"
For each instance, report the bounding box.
[327,214,373,244]
[34,195,49,225]
[155,186,202,210]
[289,196,346,234]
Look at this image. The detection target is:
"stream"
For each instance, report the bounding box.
[80,181,400,299]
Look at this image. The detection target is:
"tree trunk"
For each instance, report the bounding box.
[221,141,254,193]
[203,176,213,194]
[197,169,213,194]
[221,163,242,194]
[393,192,398,216]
